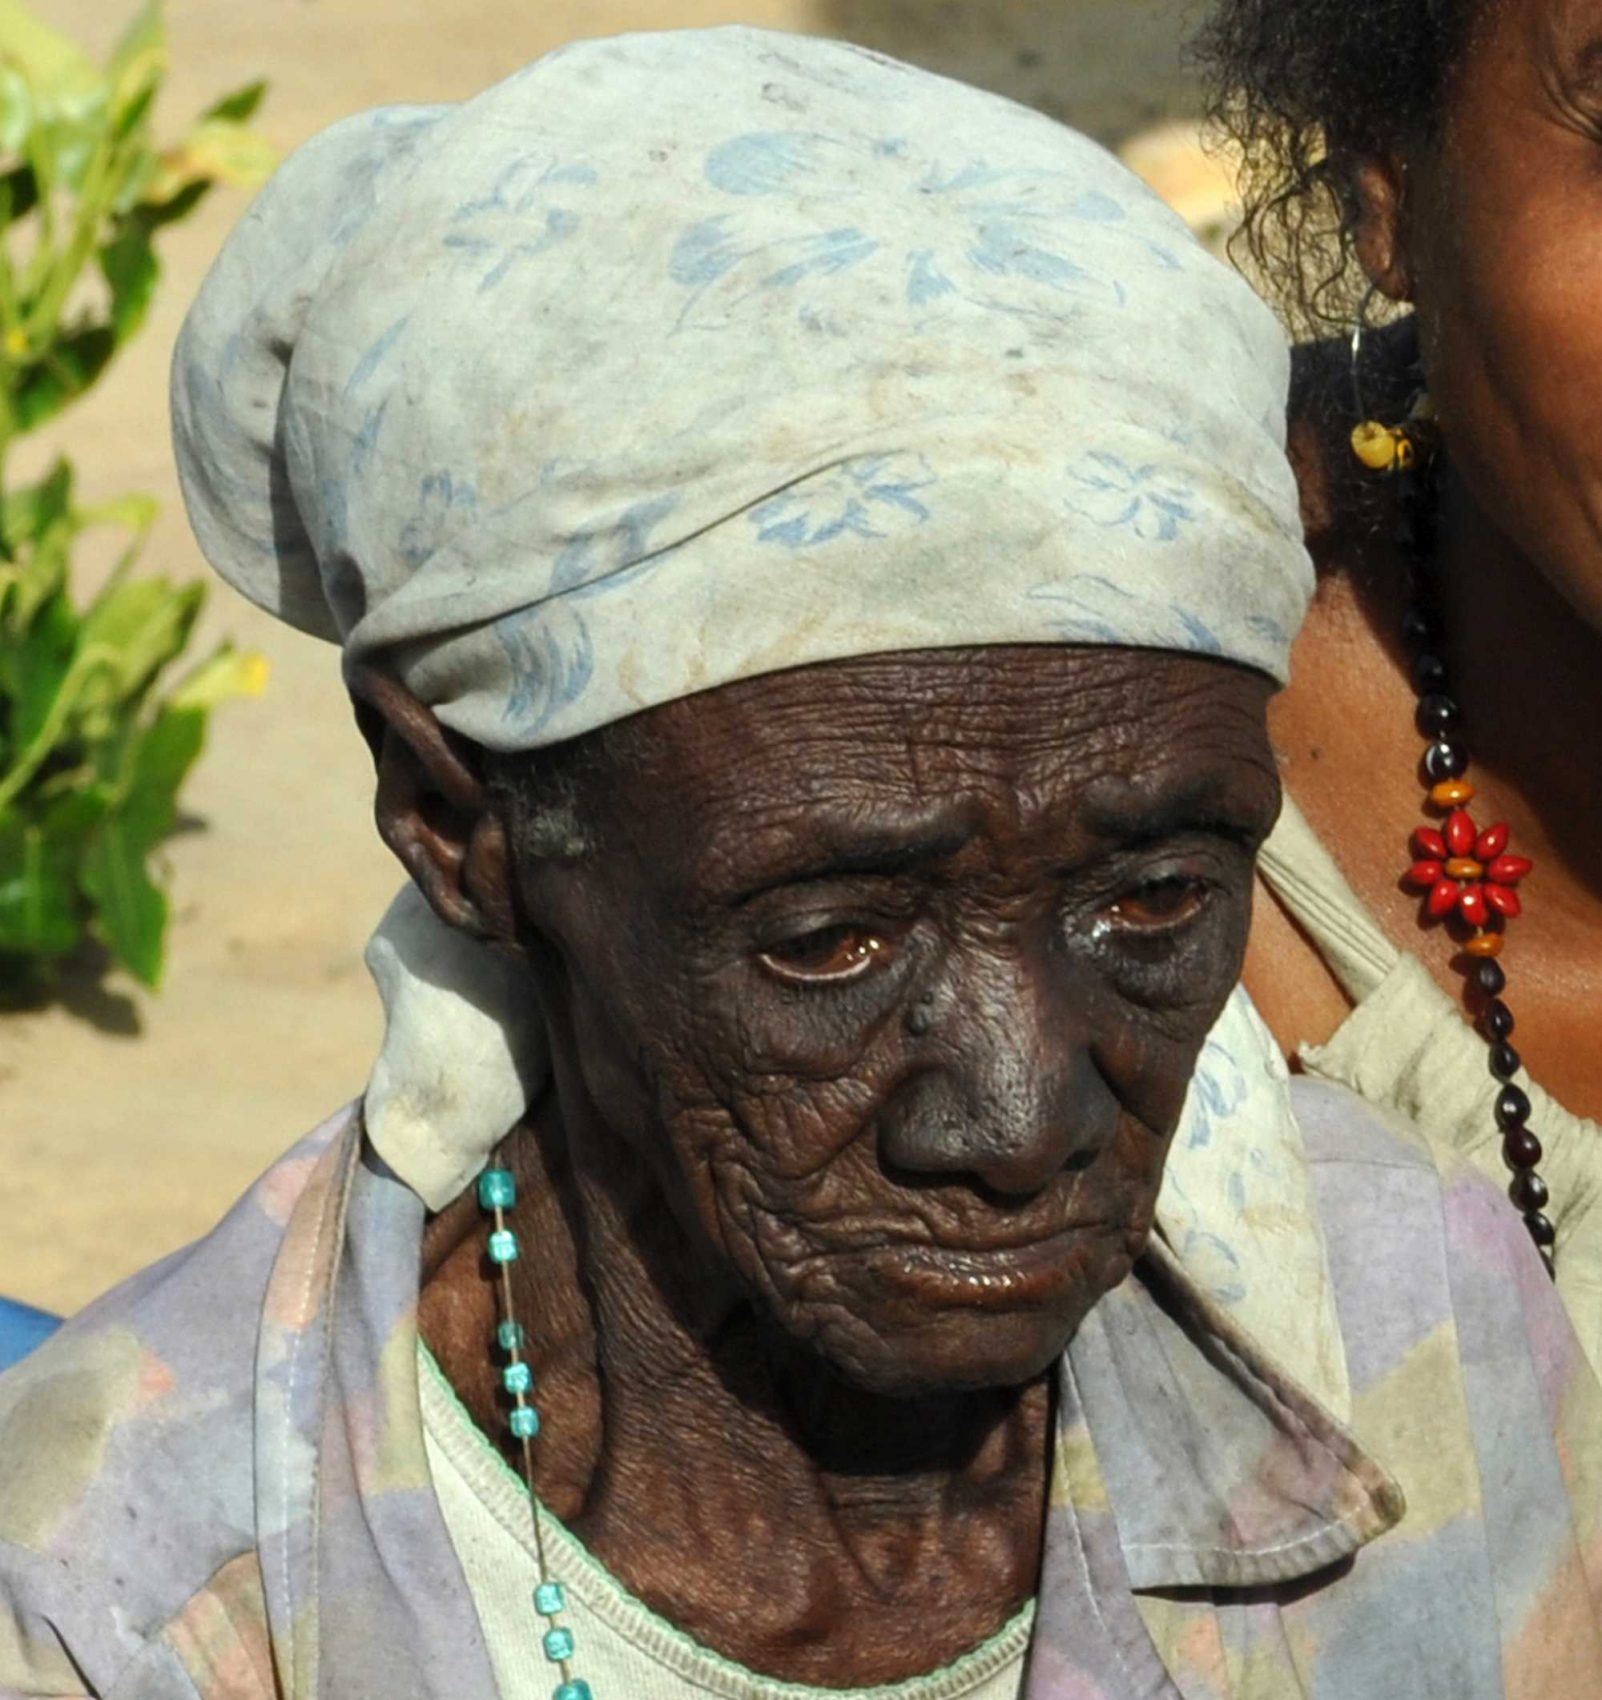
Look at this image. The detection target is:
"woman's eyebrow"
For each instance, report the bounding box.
[725,820,976,904]
[1080,772,1278,846]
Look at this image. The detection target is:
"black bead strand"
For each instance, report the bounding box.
[1478,982,1554,1264]
[1489,1042,1522,1082]
[1423,739,1470,782]
[1393,446,1553,1276]
[1416,693,1460,736]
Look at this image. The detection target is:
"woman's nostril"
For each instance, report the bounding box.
[970,1143,1085,1200]
[878,1112,1098,1200]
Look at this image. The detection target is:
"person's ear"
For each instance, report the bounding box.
[1347,152,1413,303]
[347,665,519,948]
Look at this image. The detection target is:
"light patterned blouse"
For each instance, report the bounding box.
[1,1067,1600,1698]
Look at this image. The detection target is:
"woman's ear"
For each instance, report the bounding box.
[347,665,519,948]
[1347,152,1414,304]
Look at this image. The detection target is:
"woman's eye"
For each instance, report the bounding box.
[1101,875,1208,932]
[758,925,892,984]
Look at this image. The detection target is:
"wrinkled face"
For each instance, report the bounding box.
[1405,0,1602,627]
[509,646,1278,1397]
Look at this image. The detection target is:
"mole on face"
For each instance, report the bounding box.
[510,645,1280,1397]
[904,994,937,1038]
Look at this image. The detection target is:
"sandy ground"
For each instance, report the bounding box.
[2,0,1220,1315]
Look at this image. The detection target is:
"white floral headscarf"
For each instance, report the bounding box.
[173,26,1308,760]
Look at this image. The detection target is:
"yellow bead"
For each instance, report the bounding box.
[1351,420,1399,471]
[1446,858,1484,880]
[1465,934,1504,959]
[1430,779,1476,807]
[1394,436,1417,470]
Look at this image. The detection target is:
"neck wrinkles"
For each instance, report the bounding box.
[418,1095,1052,1685]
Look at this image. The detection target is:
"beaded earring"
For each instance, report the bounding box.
[479,1165,596,1700]
[1348,293,1553,1271]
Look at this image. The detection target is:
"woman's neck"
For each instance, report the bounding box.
[417,1102,1051,1688]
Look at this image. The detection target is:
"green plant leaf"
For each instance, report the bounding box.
[0,463,76,631]
[14,327,115,431]
[127,704,204,818]
[31,101,105,195]
[133,175,204,231]
[105,1,165,133]
[76,577,204,709]
[202,79,266,125]
[100,215,159,343]
[2,524,70,635]
[75,704,201,988]
[0,64,33,154]
[0,1,99,115]
[14,779,111,862]
[0,162,39,222]
[0,813,80,958]
[149,119,275,200]
[1,458,73,546]
[109,77,158,146]
[110,143,157,214]
[107,0,163,73]
[80,810,166,984]
[4,586,78,750]
[78,488,158,535]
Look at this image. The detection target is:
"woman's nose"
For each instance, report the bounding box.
[877,956,1120,1197]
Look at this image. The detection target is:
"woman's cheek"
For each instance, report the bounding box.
[1414,131,1602,630]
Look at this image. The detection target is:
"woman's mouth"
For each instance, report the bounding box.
[857,1222,1115,1309]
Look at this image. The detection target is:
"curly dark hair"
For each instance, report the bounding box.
[1192,0,1487,336]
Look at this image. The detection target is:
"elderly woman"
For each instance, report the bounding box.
[1195,0,1602,1341]
[1,29,1598,1700]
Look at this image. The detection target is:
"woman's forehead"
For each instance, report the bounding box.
[637,645,1269,759]
[525,646,1278,881]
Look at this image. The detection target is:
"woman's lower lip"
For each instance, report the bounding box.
[868,1227,1103,1308]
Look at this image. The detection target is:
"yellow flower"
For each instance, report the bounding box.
[239,651,270,696]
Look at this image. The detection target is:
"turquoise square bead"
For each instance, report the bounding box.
[543,1627,576,1662]
[554,1682,593,1700]
[478,1168,517,1211]
[487,1228,519,1265]
[509,1405,541,1440]
[534,1581,565,1616]
[502,1361,533,1396]
[497,1320,526,1352]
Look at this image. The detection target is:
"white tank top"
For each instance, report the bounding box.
[418,1346,1031,1700]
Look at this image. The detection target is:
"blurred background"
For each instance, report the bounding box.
[4,0,1232,1314]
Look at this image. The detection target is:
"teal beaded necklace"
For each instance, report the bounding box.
[478,1164,594,1700]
